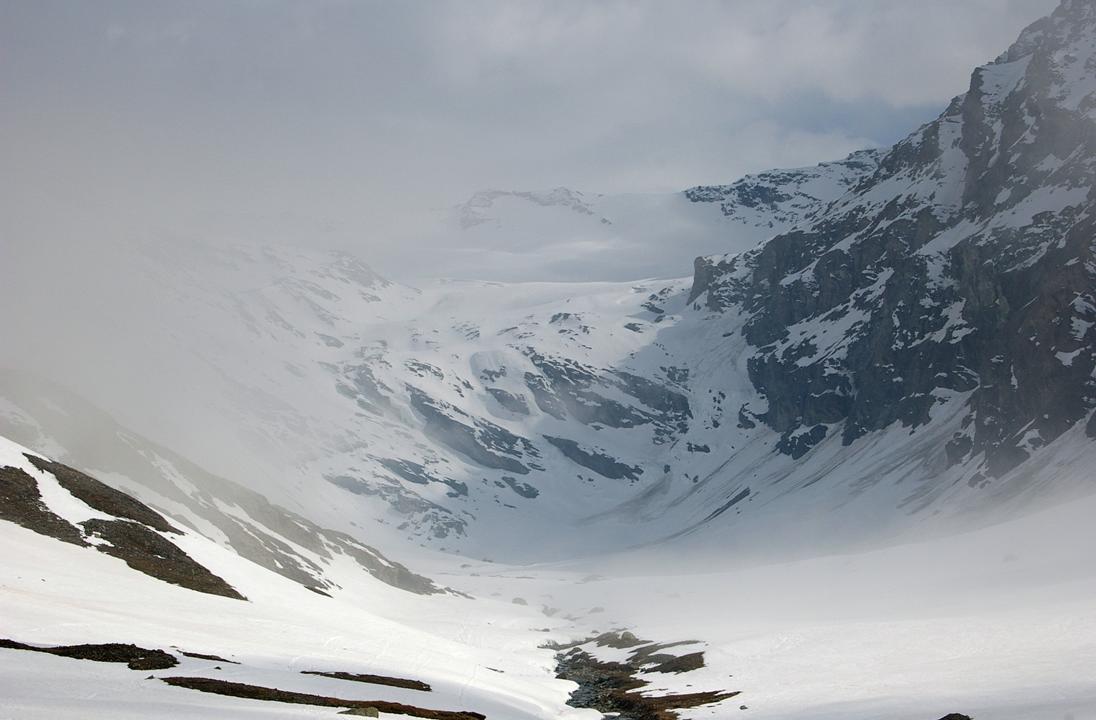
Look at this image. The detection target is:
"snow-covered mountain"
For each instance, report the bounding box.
[0,370,441,596]
[4,2,1096,718]
[0,433,603,720]
[301,0,1096,557]
[433,152,879,282]
[4,0,1096,565]
[690,0,1096,482]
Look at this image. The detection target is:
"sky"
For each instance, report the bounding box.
[0,0,1059,280]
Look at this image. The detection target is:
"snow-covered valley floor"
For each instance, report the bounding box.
[431,489,1096,720]
[3,464,1094,720]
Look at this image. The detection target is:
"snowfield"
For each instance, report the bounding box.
[433,491,1096,720]
[4,1,1096,717]
[3,434,1096,720]
[0,438,589,720]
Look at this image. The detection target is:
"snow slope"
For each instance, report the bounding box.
[0,371,443,596]
[4,433,1095,720]
[0,434,593,720]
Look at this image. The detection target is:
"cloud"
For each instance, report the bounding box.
[0,0,1059,280]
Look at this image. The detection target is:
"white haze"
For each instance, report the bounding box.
[1,0,1056,282]
[0,0,1064,480]
[1,4,1094,719]
[0,0,1079,571]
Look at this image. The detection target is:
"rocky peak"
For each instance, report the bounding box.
[1004,0,1096,65]
[683,148,882,233]
[687,0,1096,484]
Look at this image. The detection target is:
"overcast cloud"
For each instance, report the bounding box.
[0,0,1057,279]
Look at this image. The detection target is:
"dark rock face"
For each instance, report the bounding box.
[524,351,650,429]
[501,475,540,499]
[612,371,692,444]
[376,457,467,497]
[689,0,1096,480]
[485,387,529,415]
[81,518,246,600]
[409,386,538,475]
[522,350,691,443]
[0,457,245,599]
[545,436,644,481]
[0,465,87,546]
[25,455,177,533]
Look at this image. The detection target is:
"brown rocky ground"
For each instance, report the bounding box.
[0,638,178,670]
[160,676,484,720]
[550,631,739,720]
[302,670,432,691]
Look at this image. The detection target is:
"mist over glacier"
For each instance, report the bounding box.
[2,2,1095,720]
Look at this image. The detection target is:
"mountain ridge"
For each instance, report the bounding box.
[2,0,1094,563]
